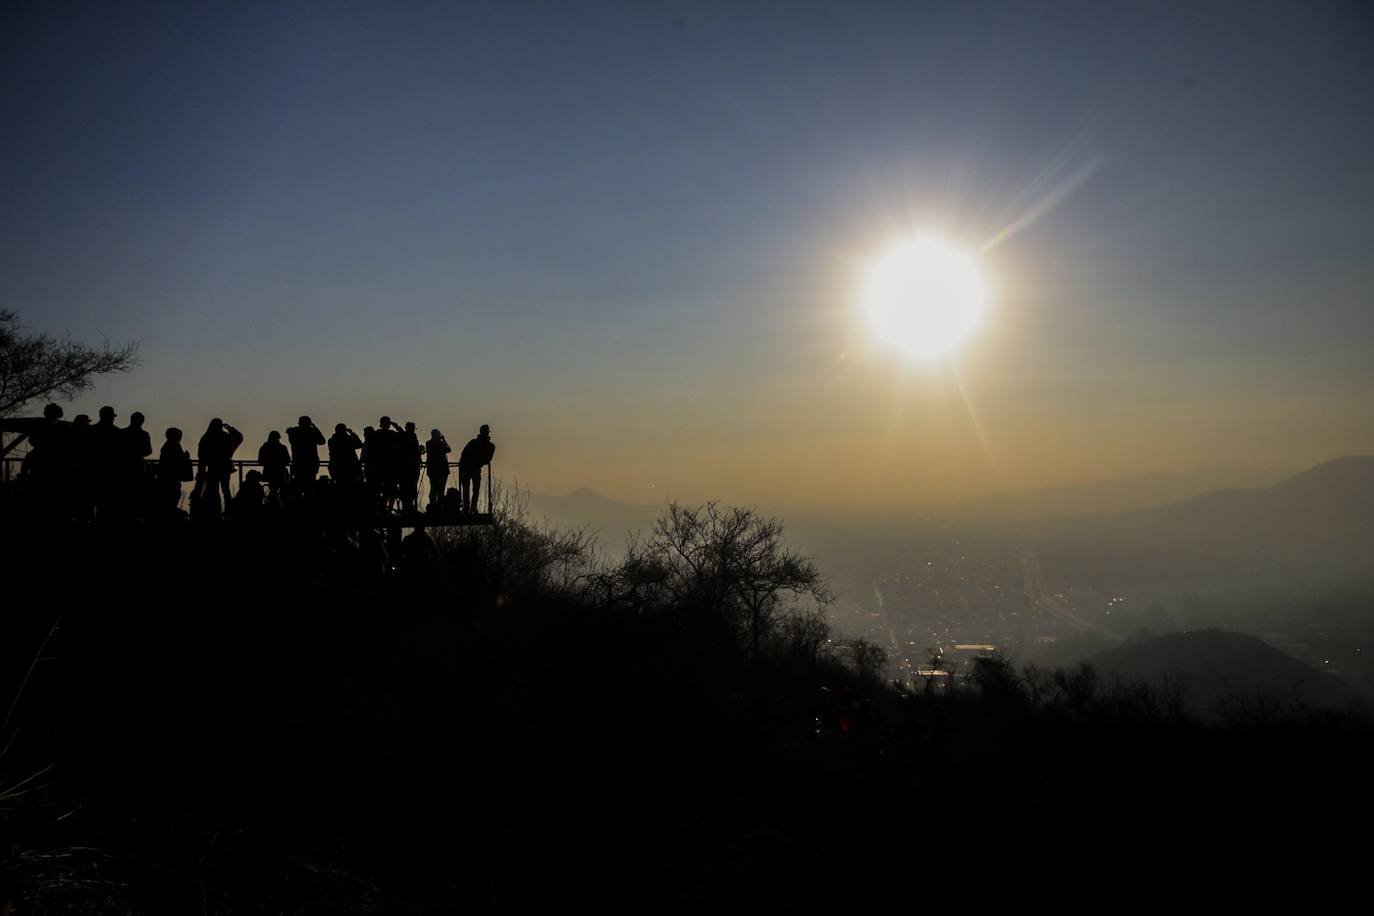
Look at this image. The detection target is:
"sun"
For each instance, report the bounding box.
[863,236,986,359]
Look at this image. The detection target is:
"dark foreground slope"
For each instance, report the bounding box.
[3,507,1374,911]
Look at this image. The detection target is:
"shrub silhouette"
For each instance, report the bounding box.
[2,491,1374,910]
[599,501,831,659]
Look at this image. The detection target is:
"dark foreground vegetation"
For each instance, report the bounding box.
[3,492,1372,912]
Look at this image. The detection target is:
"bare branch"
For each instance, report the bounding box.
[0,310,140,417]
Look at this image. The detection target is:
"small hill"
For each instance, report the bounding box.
[1092,630,1363,712]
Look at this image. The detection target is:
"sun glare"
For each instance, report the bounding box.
[863,237,985,359]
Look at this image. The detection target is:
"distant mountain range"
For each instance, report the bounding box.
[521,456,1374,580]
[956,465,1294,522]
[1092,630,1363,712]
[1030,456,1374,586]
[523,488,660,550]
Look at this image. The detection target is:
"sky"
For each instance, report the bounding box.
[3,0,1373,511]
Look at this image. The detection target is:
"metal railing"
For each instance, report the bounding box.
[1,455,493,516]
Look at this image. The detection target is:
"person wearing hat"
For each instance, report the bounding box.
[92,406,120,454]
[457,424,495,513]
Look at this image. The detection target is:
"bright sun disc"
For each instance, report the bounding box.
[864,237,985,359]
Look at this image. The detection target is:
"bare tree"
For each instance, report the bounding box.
[621,501,832,660]
[919,646,948,694]
[0,310,139,418]
[839,637,888,685]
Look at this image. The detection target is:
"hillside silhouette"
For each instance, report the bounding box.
[4,487,1374,909]
[1030,455,1374,586]
[956,464,1293,522]
[1092,630,1362,713]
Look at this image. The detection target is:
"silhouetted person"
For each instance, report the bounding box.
[458,424,495,513]
[90,406,124,520]
[196,418,243,517]
[287,416,325,485]
[223,422,245,491]
[425,429,451,509]
[16,403,71,519]
[401,421,423,511]
[122,410,152,469]
[91,406,120,454]
[258,431,291,494]
[156,427,193,513]
[328,423,364,487]
[69,414,93,521]
[440,486,463,513]
[401,523,438,580]
[19,403,67,484]
[360,425,375,470]
[117,410,152,518]
[371,416,401,510]
[231,469,266,521]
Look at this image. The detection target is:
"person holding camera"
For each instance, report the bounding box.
[328,423,364,488]
[287,416,325,484]
[195,418,243,517]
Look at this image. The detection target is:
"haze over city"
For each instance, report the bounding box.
[6,1,1372,511]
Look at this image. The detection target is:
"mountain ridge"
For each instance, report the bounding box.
[956,465,1295,522]
[1030,455,1374,585]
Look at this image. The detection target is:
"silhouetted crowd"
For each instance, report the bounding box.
[13,403,496,525]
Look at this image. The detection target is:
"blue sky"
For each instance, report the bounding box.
[4,1,1372,507]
